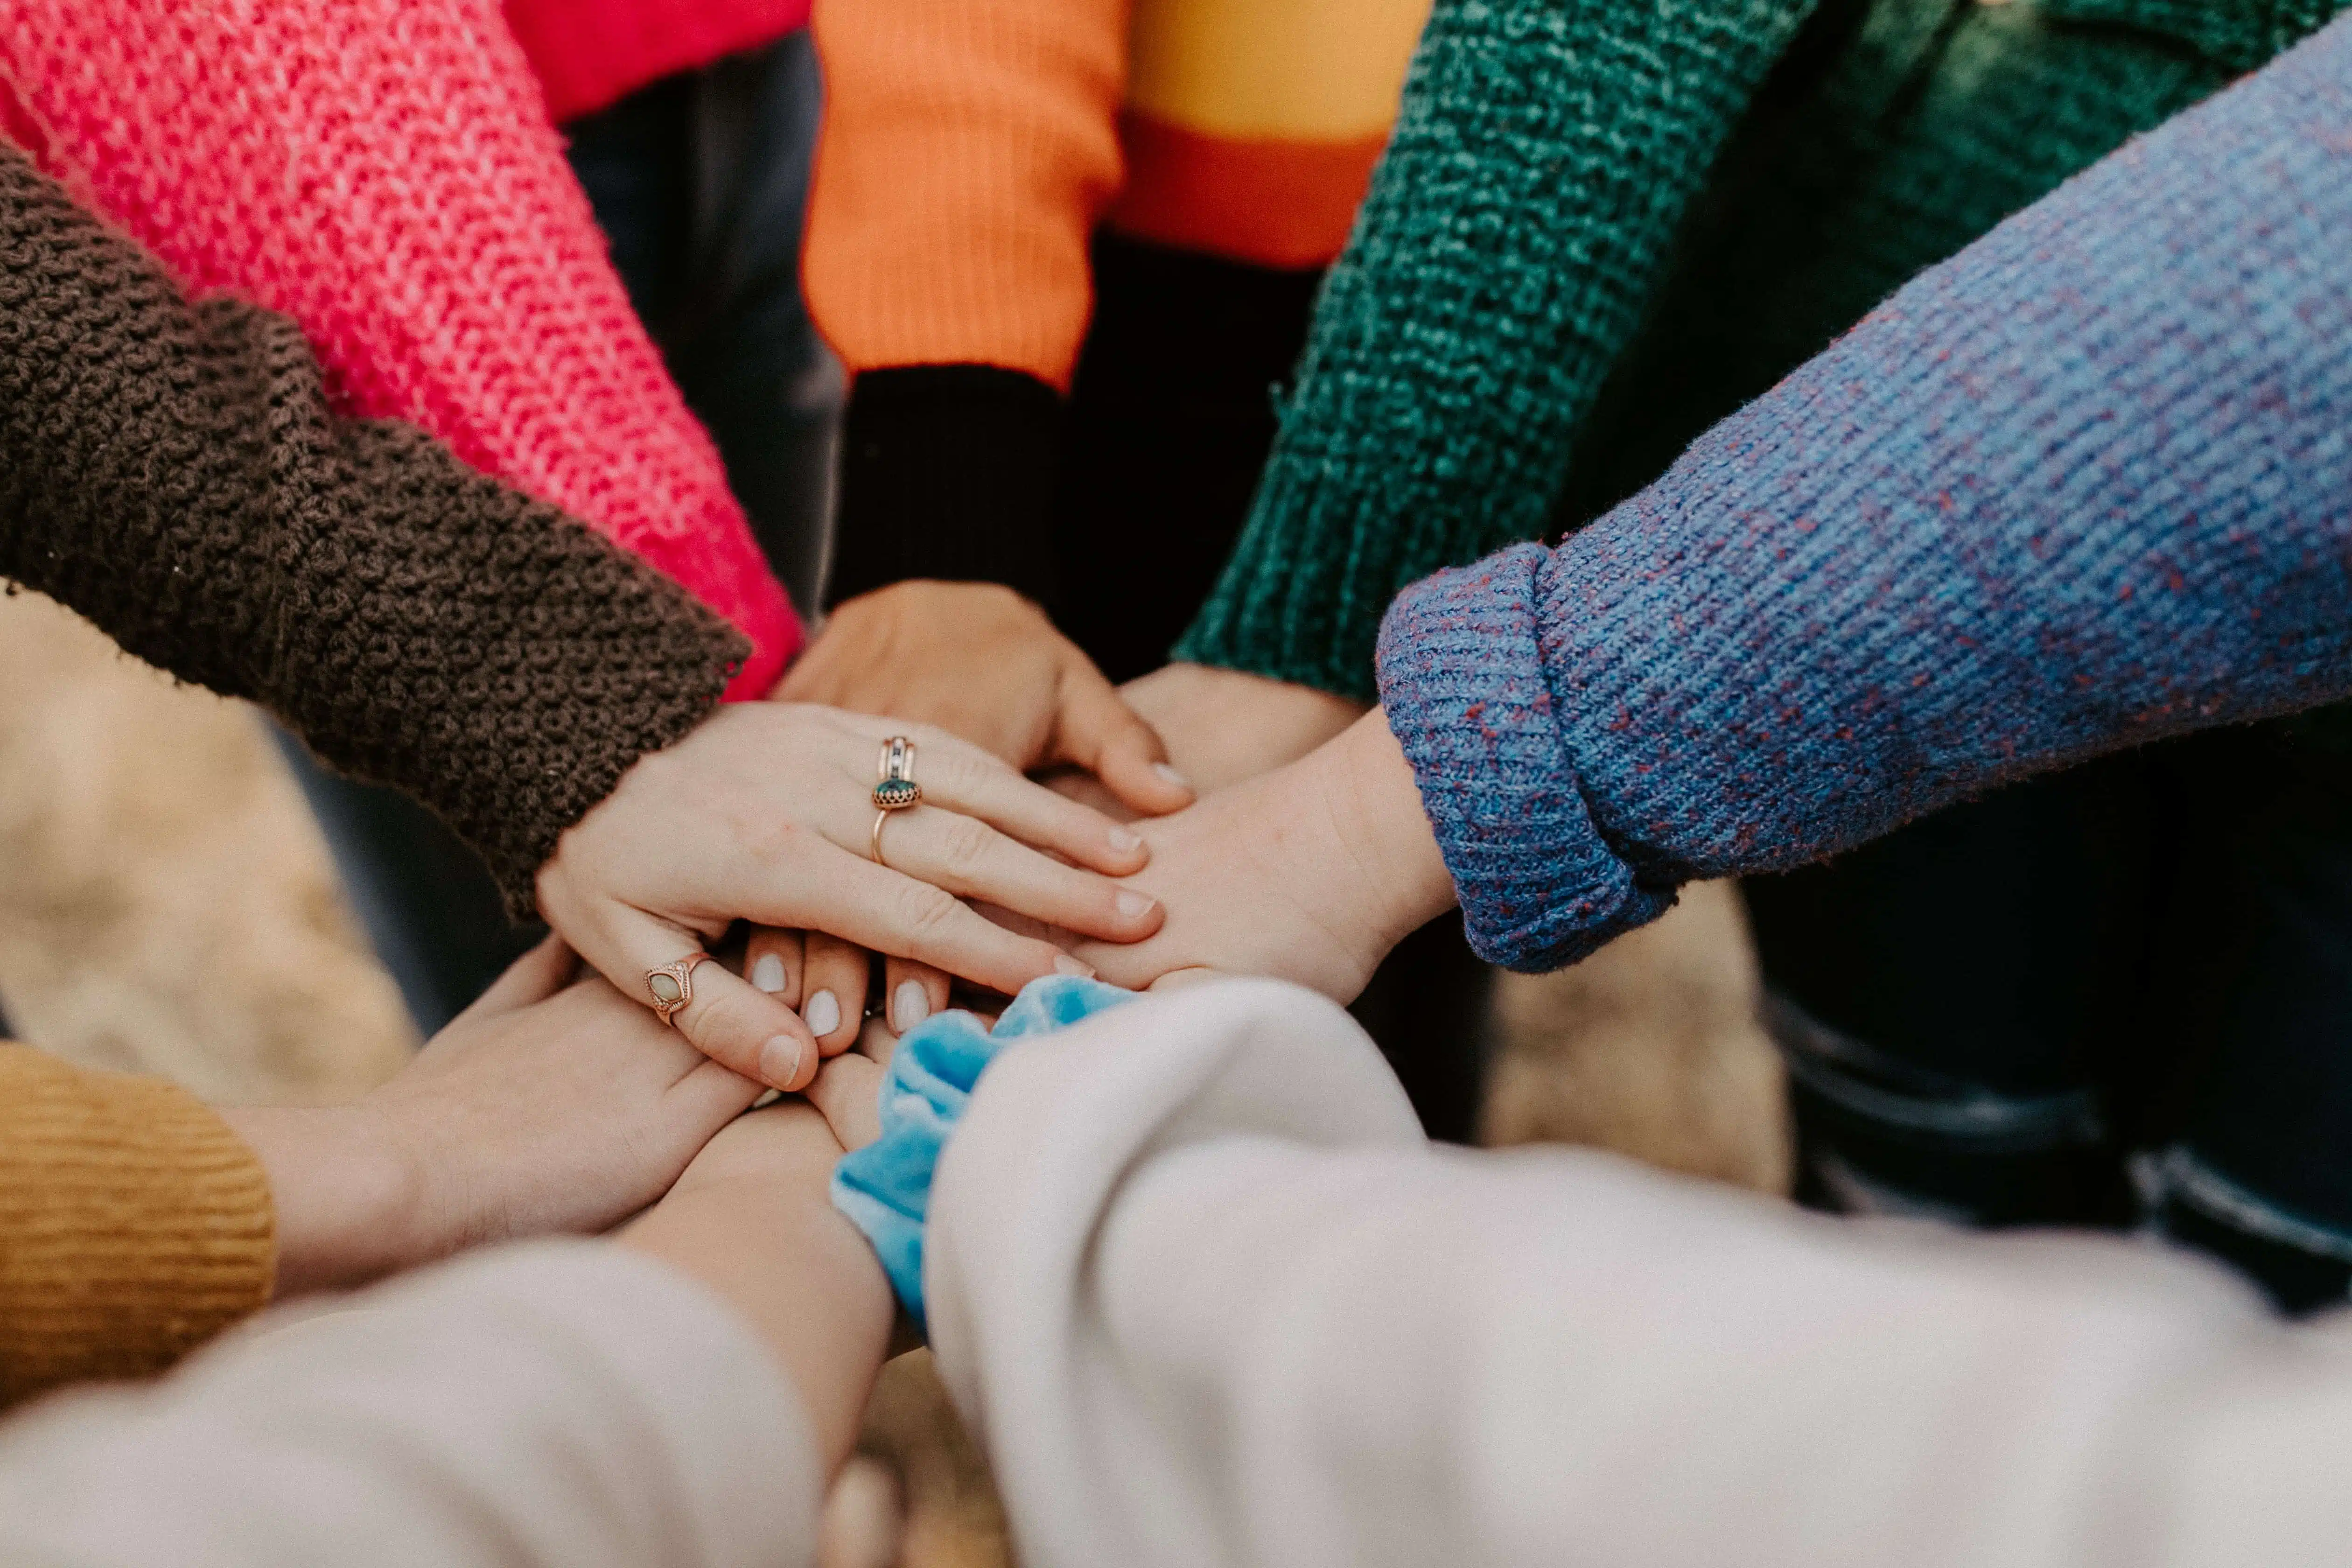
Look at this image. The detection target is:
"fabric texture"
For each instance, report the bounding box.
[1180,0,2347,701]
[1376,17,2352,970]
[503,0,811,124]
[0,142,743,915]
[833,976,1134,1324]
[0,1241,819,1568]
[0,0,801,694]
[0,1047,274,1412]
[924,977,2352,1568]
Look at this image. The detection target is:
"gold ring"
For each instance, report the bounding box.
[874,735,921,811]
[644,953,709,1028]
[872,806,894,866]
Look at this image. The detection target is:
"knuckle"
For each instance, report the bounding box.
[892,880,964,944]
[936,814,996,876]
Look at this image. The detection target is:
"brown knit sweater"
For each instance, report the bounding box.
[0,1048,275,1409]
[0,140,748,914]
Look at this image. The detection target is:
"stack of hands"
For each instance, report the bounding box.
[229,579,1458,1305]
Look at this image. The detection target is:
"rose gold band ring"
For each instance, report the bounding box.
[871,735,920,865]
[644,952,710,1028]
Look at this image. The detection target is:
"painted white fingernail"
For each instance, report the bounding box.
[1153,762,1191,790]
[1108,826,1144,854]
[1116,889,1156,919]
[751,952,787,994]
[1053,954,1095,978]
[892,980,931,1032]
[759,1034,805,1090]
[803,989,842,1037]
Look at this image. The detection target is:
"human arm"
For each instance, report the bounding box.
[1172,0,1819,700]
[0,0,798,691]
[1091,17,2352,987]
[0,938,763,1412]
[0,1103,889,1568]
[918,979,2337,1568]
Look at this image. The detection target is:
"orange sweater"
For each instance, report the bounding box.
[804,0,1431,392]
[0,1048,275,1410]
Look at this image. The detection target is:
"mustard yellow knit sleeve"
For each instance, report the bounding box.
[0,1046,275,1410]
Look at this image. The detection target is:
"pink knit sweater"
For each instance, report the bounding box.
[0,0,812,697]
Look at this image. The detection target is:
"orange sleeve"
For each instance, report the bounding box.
[803,0,1128,392]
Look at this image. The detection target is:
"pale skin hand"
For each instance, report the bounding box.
[1119,662,1370,798]
[535,703,1162,1092]
[221,938,765,1299]
[1065,710,1458,1002]
[764,583,1197,1042]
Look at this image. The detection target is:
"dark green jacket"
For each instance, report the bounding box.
[1176,0,2346,700]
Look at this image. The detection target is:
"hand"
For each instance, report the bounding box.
[1120,663,1369,797]
[777,582,1194,815]
[1067,711,1458,1001]
[536,703,1165,1090]
[221,938,765,1298]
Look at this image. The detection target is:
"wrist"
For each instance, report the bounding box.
[219,1103,429,1298]
[1310,710,1458,955]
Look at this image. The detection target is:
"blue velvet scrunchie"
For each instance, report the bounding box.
[830,975,1134,1327]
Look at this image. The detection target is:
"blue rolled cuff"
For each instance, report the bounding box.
[1376,545,1674,971]
[830,975,1136,1327]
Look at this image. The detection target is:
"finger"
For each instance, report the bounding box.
[1051,666,1194,818]
[881,956,950,1035]
[452,933,579,1022]
[744,927,805,1009]
[806,1050,886,1152]
[854,1012,901,1070]
[832,714,1150,876]
[800,931,870,1057]
[792,842,1097,998]
[879,806,1164,944]
[605,907,820,1093]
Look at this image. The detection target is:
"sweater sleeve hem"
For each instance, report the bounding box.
[1374,546,1673,969]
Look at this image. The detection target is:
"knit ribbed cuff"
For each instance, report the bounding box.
[1374,545,1673,971]
[0,1048,275,1408]
[826,366,1064,613]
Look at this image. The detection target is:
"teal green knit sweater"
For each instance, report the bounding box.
[1175,0,2346,701]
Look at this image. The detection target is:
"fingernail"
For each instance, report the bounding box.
[1153,762,1191,790]
[751,952,787,994]
[1108,826,1144,854]
[1116,889,1156,919]
[892,980,931,1032]
[759,1033,805,1090]
[803,989,841,1037]
[1053,954,1095,978]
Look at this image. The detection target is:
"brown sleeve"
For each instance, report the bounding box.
[0,140,745,917]
[0,1046,275,1411]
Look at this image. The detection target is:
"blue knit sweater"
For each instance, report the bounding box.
[1377,16,2352,973]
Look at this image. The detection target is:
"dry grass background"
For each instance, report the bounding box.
[0,583,1787,1567]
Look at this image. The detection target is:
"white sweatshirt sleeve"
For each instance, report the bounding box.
[923,978,2352,1568]
[0,1239,819,1568]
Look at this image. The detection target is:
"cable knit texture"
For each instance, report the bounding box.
[0,1047,275,1411]
[1181,0,2347,700]
[0,144,745,914]
[0,0,799,694]
[1378,19,2352,970]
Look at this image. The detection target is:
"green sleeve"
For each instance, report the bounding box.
[1174,0,1820,701]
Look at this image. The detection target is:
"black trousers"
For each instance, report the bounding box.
[1750,720,2352,1311]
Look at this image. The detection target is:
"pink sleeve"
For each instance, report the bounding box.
[0,0,800,696]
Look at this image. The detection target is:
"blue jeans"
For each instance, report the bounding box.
[282,34,838,1036]
[1752,720,2352,1313]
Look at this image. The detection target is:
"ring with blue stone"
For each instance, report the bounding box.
[871,736,921,864]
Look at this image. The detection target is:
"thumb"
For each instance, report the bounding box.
[1051,663,1194,817]
[451,933,579,1022]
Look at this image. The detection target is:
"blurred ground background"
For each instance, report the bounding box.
[0,583,1788,1568]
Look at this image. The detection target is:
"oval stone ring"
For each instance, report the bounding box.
[644,952,710,1029]
[871,735,920,864]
